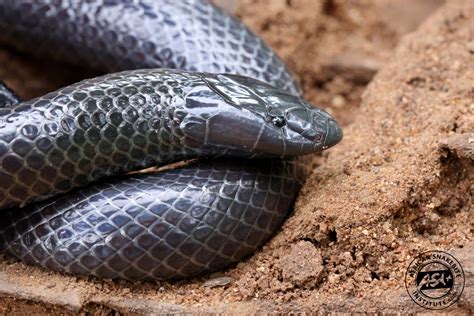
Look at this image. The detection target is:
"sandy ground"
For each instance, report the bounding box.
[0,0,472,313]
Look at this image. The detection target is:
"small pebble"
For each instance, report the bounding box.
[331,95,346,108]
[202,276,232,288]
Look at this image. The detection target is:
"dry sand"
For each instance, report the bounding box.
[0,0,472,313]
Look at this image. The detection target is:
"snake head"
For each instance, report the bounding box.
[181,73,342,157]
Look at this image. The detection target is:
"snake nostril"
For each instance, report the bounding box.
[301,128,322,142]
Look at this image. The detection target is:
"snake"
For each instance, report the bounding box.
[0,0,342,280]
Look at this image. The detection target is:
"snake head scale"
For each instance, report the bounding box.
[182,73,343,157]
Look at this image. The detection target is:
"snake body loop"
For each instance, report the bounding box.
[0,1,343,280]
[0,0,301,95]
[0,158,305,280]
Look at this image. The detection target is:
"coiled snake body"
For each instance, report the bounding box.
[0,0,342,280]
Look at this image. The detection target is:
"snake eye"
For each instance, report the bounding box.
[270,115,286,128]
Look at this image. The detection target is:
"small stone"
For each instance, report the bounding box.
[202,276,232,288]
[121,287,130,295]
[331,95,346,108]
[439,133,474,160]
[326,53,381,84]
[328,273,340,284]
[277,241,324,288]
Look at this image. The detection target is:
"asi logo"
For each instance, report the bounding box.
[405,250,465,310]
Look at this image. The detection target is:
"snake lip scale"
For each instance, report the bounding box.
[0,0,343,280]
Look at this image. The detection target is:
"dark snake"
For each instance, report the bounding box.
[0,0,342,280]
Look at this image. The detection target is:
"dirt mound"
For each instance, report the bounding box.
[237,0,443,126]
[264,0,473,310]
[0,0,471,313]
